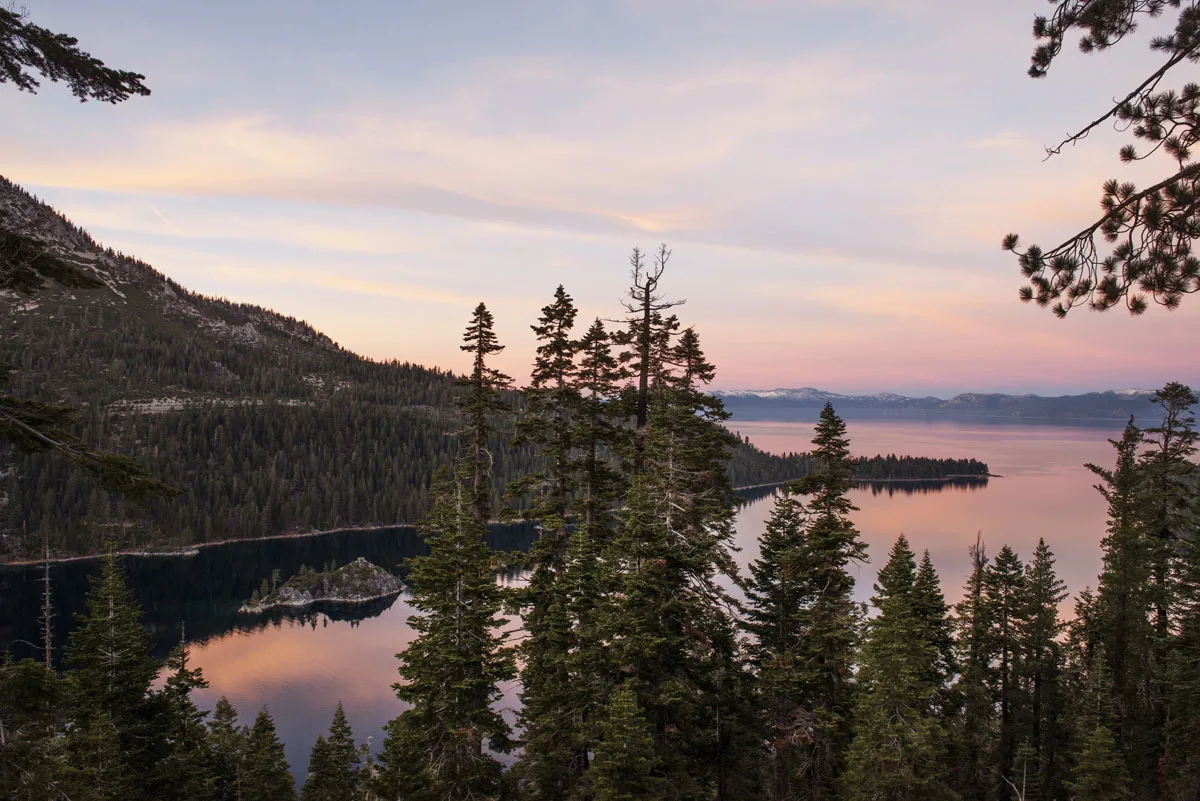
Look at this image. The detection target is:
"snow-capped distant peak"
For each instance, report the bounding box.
[714,387,848,401]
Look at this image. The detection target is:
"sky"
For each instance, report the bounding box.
[3,0,1198,396]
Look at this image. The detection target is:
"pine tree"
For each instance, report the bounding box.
[63,552,160,800]
[512,284,580,559]
[912,551,957,713]
[511,286,584,800]
[154,643,214,801]
[1069,726,1132,801]
[556,317,626,785]
[458,301,512,527]
[0,656,66,801]
[242,708,295,801]
[573,318,624,539]
[0,8,150,101]
[1140,384,1198,619]
[1164,452,1200,796]
[1017,540,1068,800]
[62,709,126,801]
[302,737,333,801]
[1066,651,1131,801]
[787,403,866,800]
[843,536,950,801]
[986,545,1026,795]
[952,537,997,801]
[744,487,812,800]
[584,682,666,801]
[1087,419,1159,788]
[208,696,246,801]
[613,244,683,471]
[378,307,515,801]
[599,326,742,798]
[325,703,359,799]
[377,469,514,801]
[302,703,359,801]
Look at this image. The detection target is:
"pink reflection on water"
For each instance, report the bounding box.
[729,420,1118,606]
[187,586,524,778]
[179,420,1123,779]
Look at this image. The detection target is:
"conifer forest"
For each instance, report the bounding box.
[4,2,1200,801]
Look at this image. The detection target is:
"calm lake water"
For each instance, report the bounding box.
[0,419,1123,778]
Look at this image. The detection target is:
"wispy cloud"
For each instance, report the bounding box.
[4,0,1199,394]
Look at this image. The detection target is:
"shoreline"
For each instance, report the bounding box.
[3,474,994,567]
[734,473,995,492]
[0,523,412,567]
[238,588,403,615]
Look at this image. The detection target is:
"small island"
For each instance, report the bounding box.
[239,557,404,614]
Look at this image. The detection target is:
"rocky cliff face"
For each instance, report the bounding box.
[239,557,403,613]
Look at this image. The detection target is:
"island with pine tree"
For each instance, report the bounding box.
[239,558,404,614]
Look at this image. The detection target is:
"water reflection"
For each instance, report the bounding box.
[0,419,1123,780]
[737,477,988,506]
[729,420,1118,609]
[0,523,537,665]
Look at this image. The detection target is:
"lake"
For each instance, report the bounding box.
[0,418,1123,779]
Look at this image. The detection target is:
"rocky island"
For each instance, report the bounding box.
[239,557,404,614]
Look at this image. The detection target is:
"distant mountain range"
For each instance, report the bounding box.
[713,387,1166,424]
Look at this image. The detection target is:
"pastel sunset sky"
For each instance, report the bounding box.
[4,1,1197,395]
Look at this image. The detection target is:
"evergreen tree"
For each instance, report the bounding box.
[377,468,514,801]
[584,682,666,801]
[1065,651,1131,801]
[912,551,957,713]
[953,537,997,801]
[325,703,359,799]
[1004,741,1040,801]
[62,709,126,801]
[1017,540,1068,800]
[512,284,580,558]
[302,703,359,801]
[613,244,684,471]
[1005,1,1200,317]
[1164,456,1200,796]
[573,318,624,538]
[787,403,866,800]
[843,536,950,801]
[985,545,1026,797]
[302,737,333,801]
[0,8,150,101]
[62,552,160,800]
[1140,383,1197,640]
[599,326,741,798]
[242,708,295,801]
[208,696,246,801]
[1087,419,1159,788]
[511,286,584,800]
[744,487,812,800]
[0,656,66,801]
[1069,726,1132,801]
[458,302,512,527]
[556,317,626,785]
[154,643,214,801]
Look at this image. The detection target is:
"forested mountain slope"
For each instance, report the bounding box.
[0,177,507,559]
[0,178,982,560]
